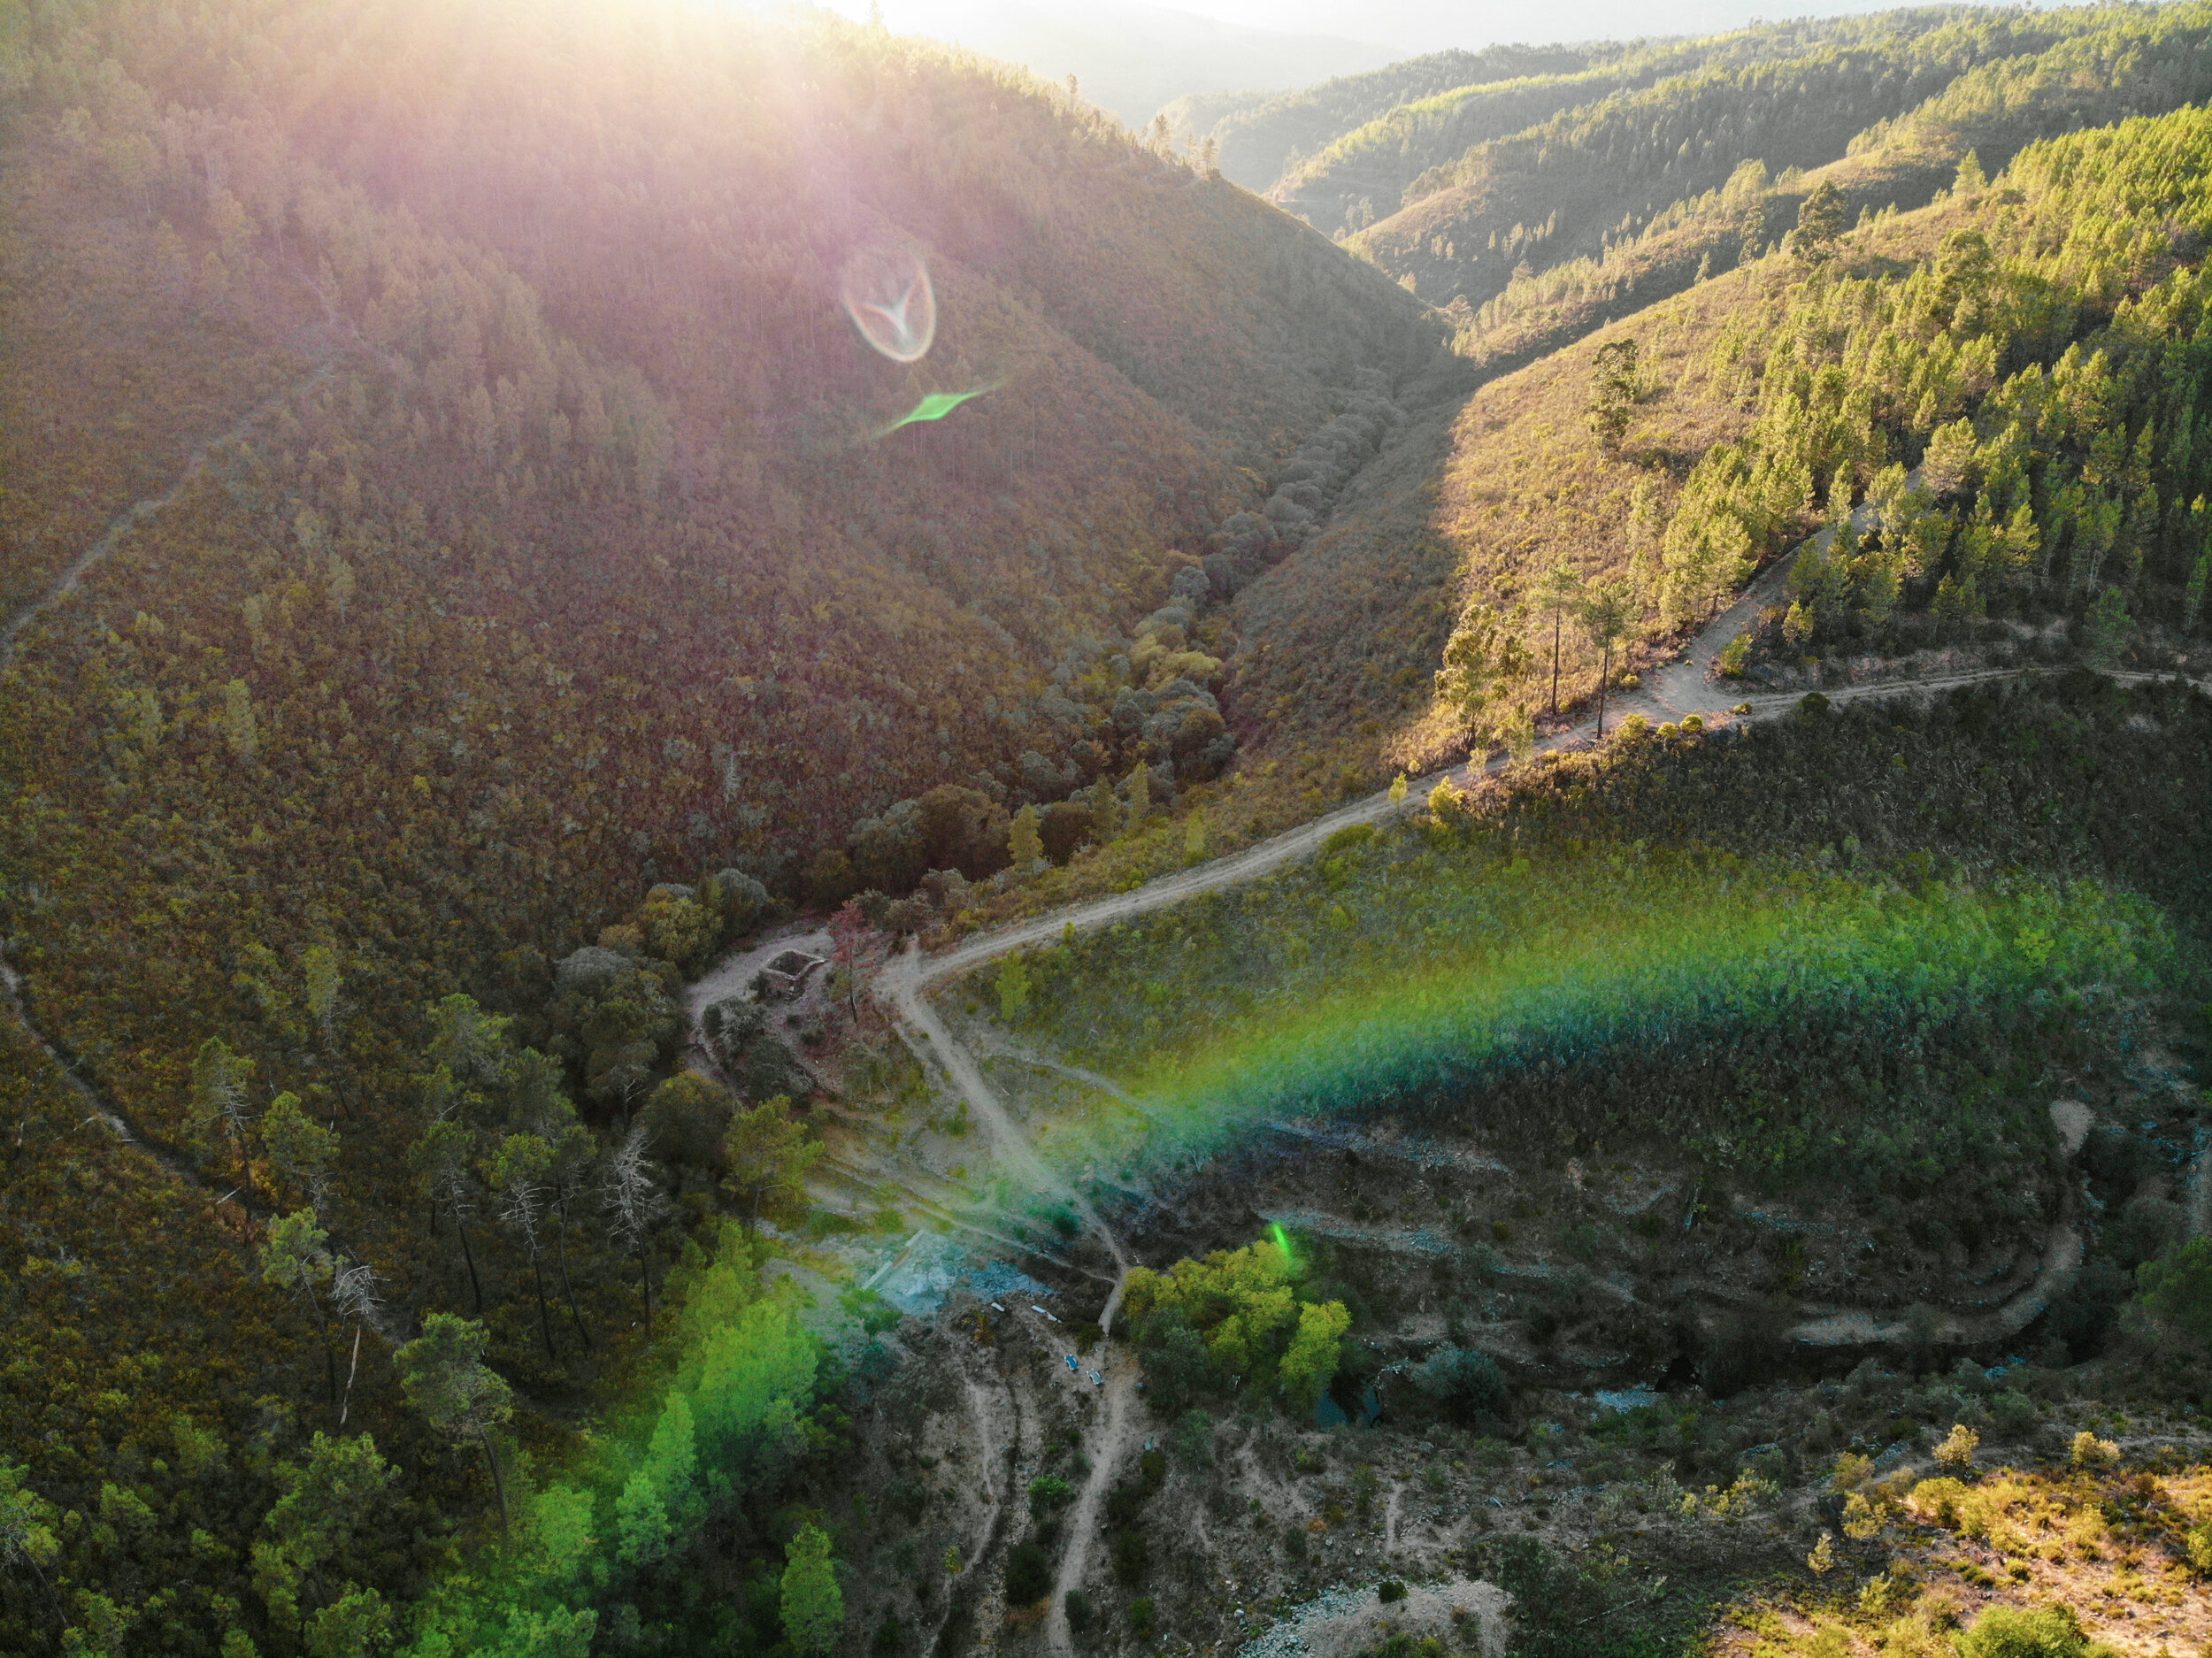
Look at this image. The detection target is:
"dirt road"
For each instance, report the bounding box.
[849,505,2212,1636]
[0,360,336,1211]
[0,363,335,670]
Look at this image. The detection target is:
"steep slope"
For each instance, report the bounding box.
[1275,9,2018,240]
[1451,0,2212,366]
[1233,91,2212,768]
[1348,7,2091,306]
[0,3,1438,1650]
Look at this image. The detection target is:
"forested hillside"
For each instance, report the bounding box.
[1432,0,2212,365]
[12,2,2212,1654]
[1156,44,1601,196]
[1235,86,2212,764]
[1348,7,2127,306]
[0,1,1436,1652]
[1263,10,2005,240]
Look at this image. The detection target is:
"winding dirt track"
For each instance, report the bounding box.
[866,514,2212,1649]
[0,361,337,1208]
[0,364,336,670]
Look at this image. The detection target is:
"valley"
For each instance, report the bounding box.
[3,2,2212,1657]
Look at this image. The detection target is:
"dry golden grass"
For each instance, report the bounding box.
[1712,1454,2212,1658]
[1233,188,1982,774]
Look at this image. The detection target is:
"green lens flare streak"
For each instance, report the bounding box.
[1015,861,2175,1182]
[870,384,995,439]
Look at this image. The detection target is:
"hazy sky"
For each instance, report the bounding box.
[813,0,1916,126]
[836,0,1910,59]
[1154,0,1906,53]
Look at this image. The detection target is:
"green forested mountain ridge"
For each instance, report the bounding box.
[1234,88,2212,769]
[1432,0,2212,366]
[1267,8,2024,239]
[1156,42,1602,196]
[1347,4,2171,311]
[0,1,1436,1651]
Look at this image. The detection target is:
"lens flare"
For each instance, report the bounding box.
[841,244,937,363]
[869,384,995,440]
[1008,865,2172,1189]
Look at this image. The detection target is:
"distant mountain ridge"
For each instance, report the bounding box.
[1156,44,1605,193]
[860,0,1402,128]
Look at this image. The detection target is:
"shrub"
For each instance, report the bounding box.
[1028,1476,1074,1514]
[1323,823,1379,856]
[1955,1604,2093,1658]
[1934,1424,1981,1470]
[1004,1542,1052,1608]
[1409,1345,1507,1424]
[1171,1409,1215,1466]
[1987,1390,2039,1439]
[2138,1237,2212,1350]
[1064,1590,1092,1632]
[1126,1597,1155,1636]
[1908,1477,1969,1525]
[2070,1431,2119,1468]
[2186,1518,2212,1577]
[1111,1529,1148,1585]
[1377,1579,1408,1604]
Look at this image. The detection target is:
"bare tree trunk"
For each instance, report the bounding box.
[1550,611,1562,717]
[554,1213,593,1350]
[530,1251,557,1361]
[338,1324,363,1427]
[476,1426,511,1534]
[456,1217,484,1315]
[1596,643,1611,737]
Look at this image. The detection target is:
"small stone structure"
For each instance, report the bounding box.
[757,948,826,1001]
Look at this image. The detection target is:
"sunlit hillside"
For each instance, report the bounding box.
[1157,42,1601,196]
[0,2,1435,1650]
[4,3,2212,1658]
[1238,89,2212,766]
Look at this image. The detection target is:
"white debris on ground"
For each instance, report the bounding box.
[1592,1385,1658,1415]
[1234,1577,1511,1658]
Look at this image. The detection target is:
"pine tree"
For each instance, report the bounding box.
[1586,338,1640,451]
[488,1133,558,1360]
[1532,561,1584,718]
[1125,763,1150,833]
[781,1524,844,1656]
[1009,803,1043,868]
[261,1211,339,1417]
[724,1096,818,1238]
[395,1315,514,1532]
[193,1036,257,1197]
[1577,581,1636,738]
[262,1094,338,1213]
[1786,180,1847,261]
[603,1123,669,1332]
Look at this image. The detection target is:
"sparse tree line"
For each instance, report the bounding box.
[1429,99,2212,755]
[1677,111,2212,665]
[1440,4,2212,370]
